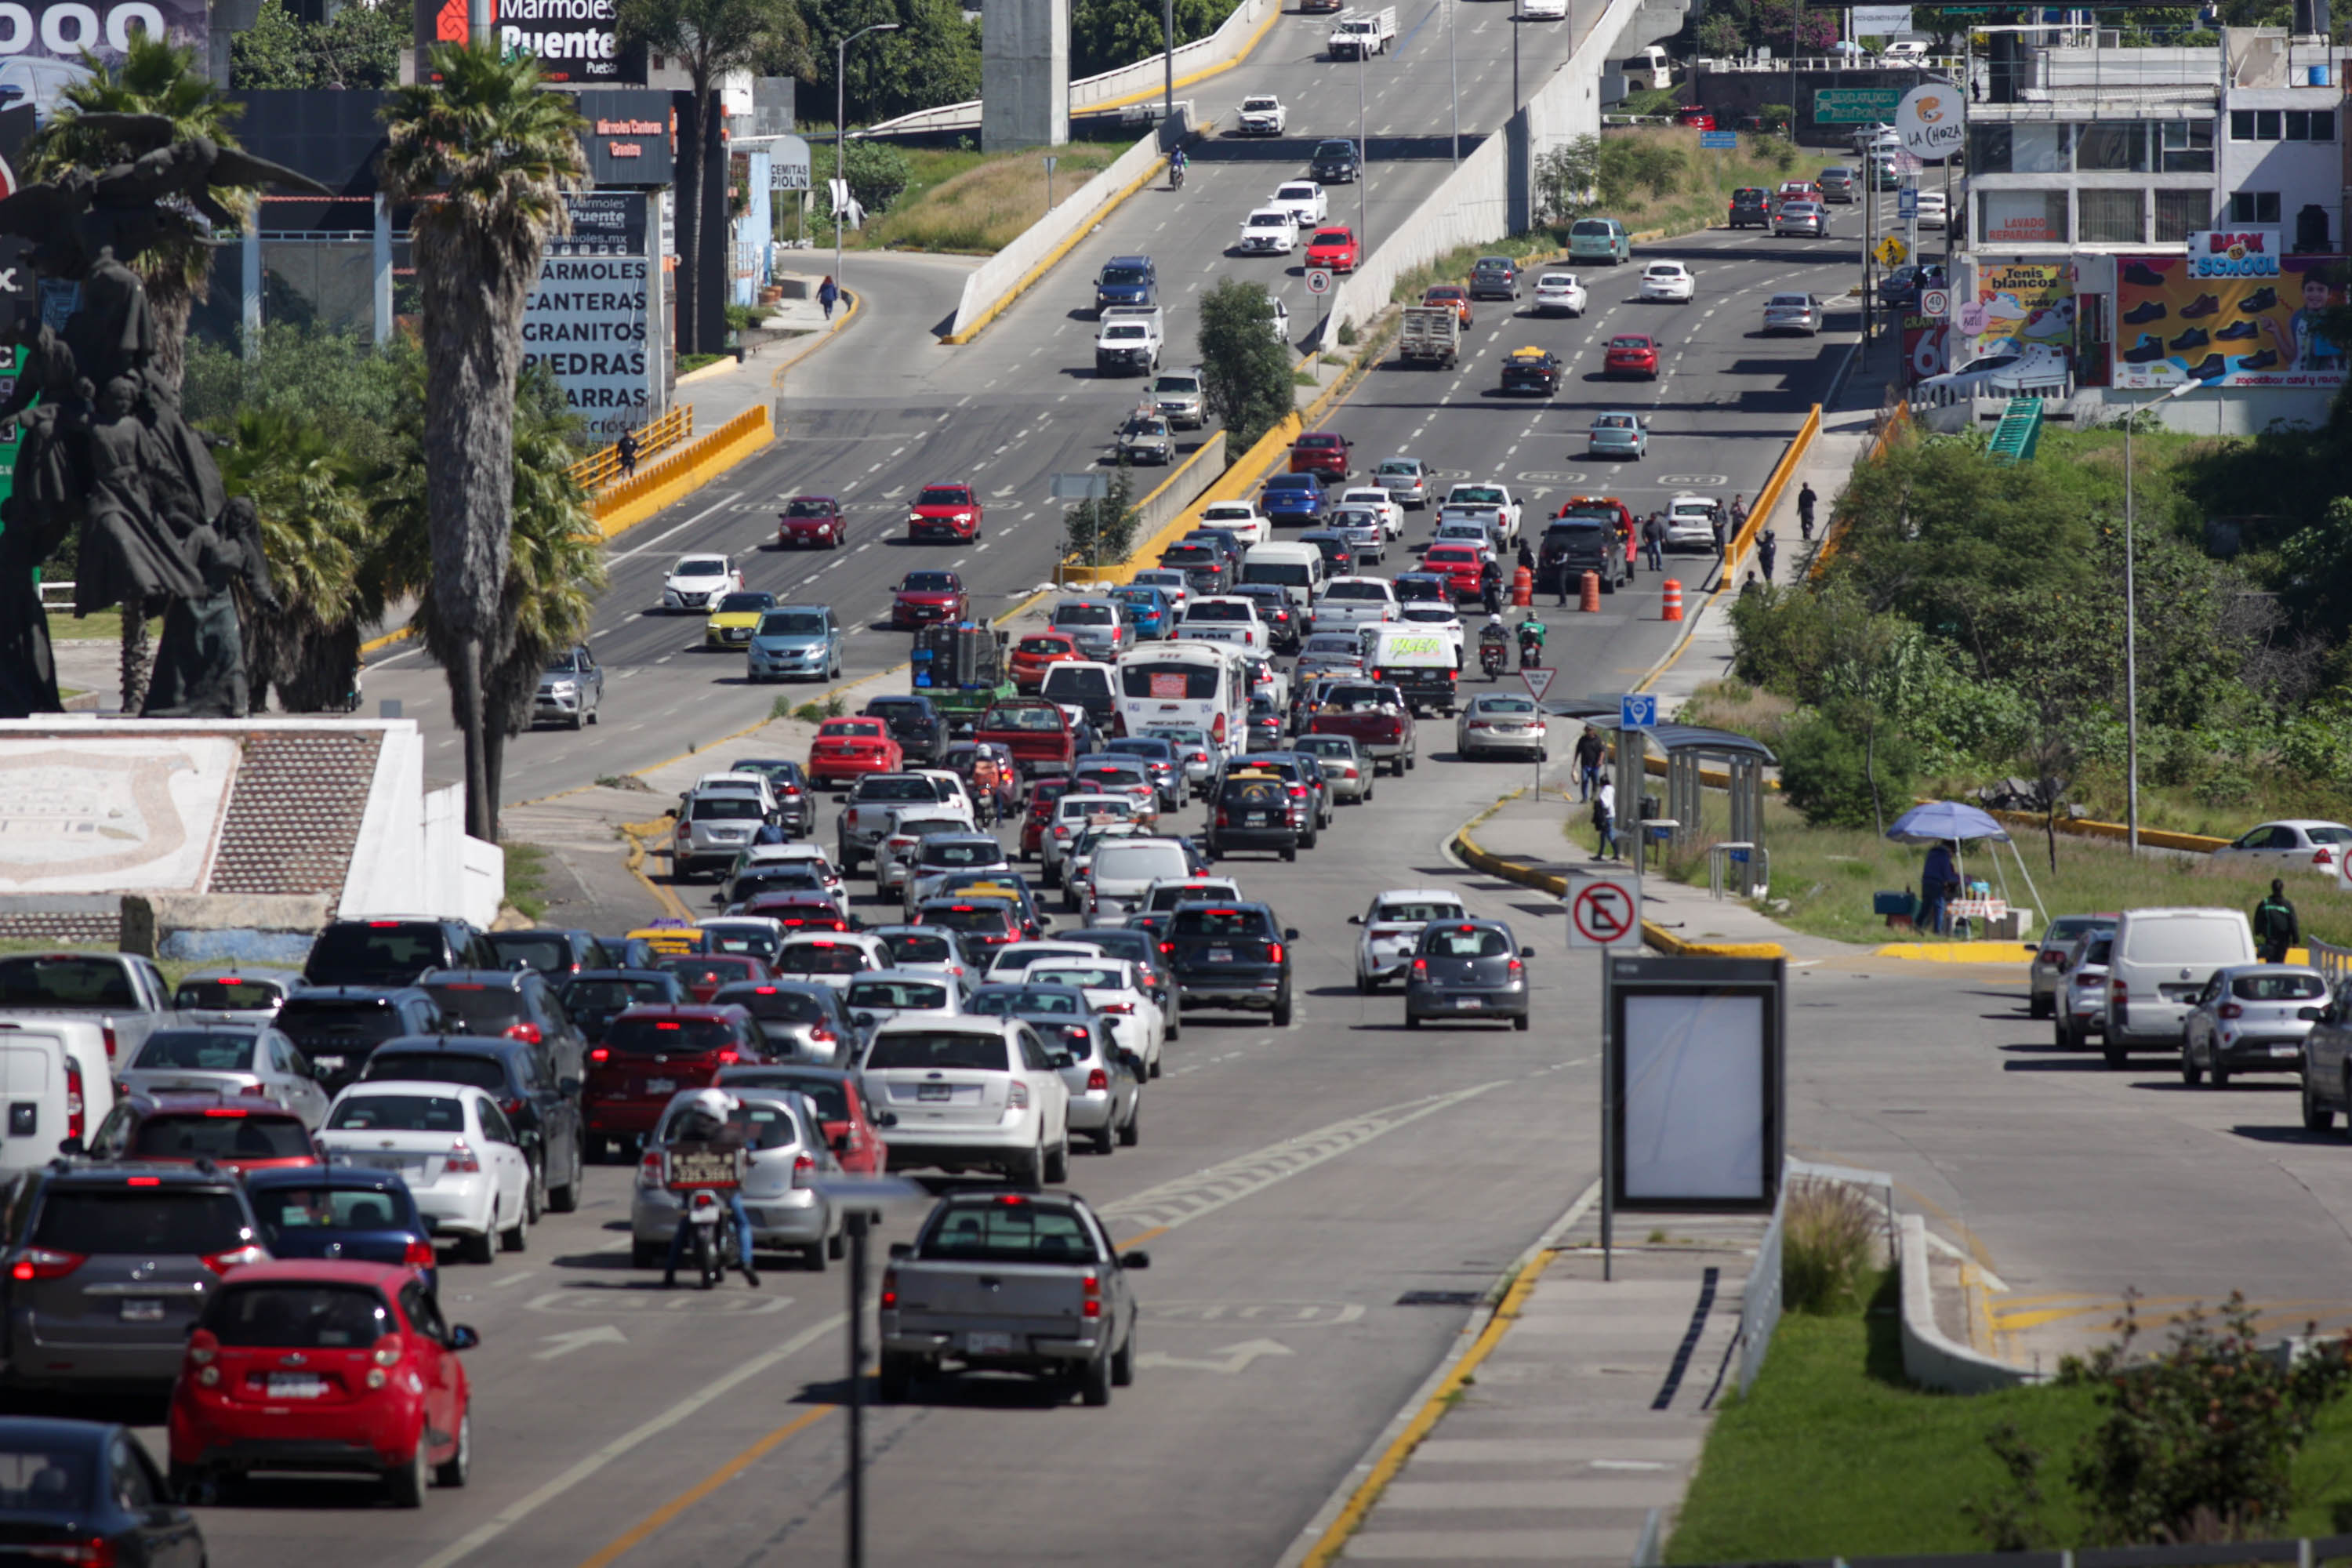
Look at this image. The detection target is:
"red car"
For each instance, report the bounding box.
[88,1093,321,1174]
[1675,104,1716,129]
[1423,543,1488,602]
[658,953,771,1003]
[1020,777,1079,858]
[892,570,968,630]
[719,1066,891,1176]
[1605,333,1661,378]
[777,494,846,549]
[809,717,903,787]
[1010,631,1082,691]
[739,890,854,932]
[1305,226,1359,272]
[1422,285,1473,325]
[1289,430,1353,480]
[169,1258,477,1504]
[584,1004,758,1155]
[908,483,982,542]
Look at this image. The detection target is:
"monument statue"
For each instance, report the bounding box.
[0,113,328,720]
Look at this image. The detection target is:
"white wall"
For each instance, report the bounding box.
[336,720,504,927]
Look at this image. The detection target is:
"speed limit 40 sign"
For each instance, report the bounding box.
[1919,286,1951,320]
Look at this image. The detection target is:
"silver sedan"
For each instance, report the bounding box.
[2183,965,2329,1087]
[1456,694,1549,760]
[119,1024,333,1129]
[1290,734,1374,802]
[1762,292,1820,336]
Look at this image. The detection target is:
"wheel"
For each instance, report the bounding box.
[434,1411,472,1488]
[570,710,585,731]
[459,1227,494,1265]
[1272,992,1294,1026]
[2211,1063,2231,1089]
[1080,1352,1112,1406]
[1112,1330,1136,1386]
[1091,1122,1116,1155]
[2180,1047,2201,1087]
[694,1224,719,1289]
[526,1160,545,1225]
[1406,1012,1421,1029]
[1119,1104,1140,1147]
[632,1239,662,1269]
[1405,753,1416,771]
[385,1440,429,1508]
[802,1243,827,1272]
[168,1461,204,1504]
[1357,970,1374,994]
[2305,1073,2336,1132]
[877,1352,916,1401]
[548,1138,582,1214]
[500,1192,528,1253]
[1280,846,1297,862]
[2103,1042,2127,1071]
[1301,829,1319,850]
[1013,1142,1045,1190]
[1044,1134,1070,1184]
[1514,1013,1530,1032]
[2029,994,2053,1020]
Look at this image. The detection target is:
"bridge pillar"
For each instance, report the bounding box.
[983,0,1070,151]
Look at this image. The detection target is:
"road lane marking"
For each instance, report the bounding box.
[572,1405,838,1568]
[413,1311,848,1568]
[604,493,742,565]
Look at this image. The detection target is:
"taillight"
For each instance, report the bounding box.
[1008,1081,1030,1109]
[2219,1003,2244,1019]
[1082,1271,1102,1318]
[793,1152,816,1189]
[1102,1001,1135,1014]
[505,1022,544,1046]
[1210,712,1226,743]
[717,1048,741,1065]
[2317,848,2337,866]
[590,1047,610,1064]
[100,1022,116,1064]
[881,1268,898,1308]
[1215,810,1229,827]
[1159,941,1174,956]
[201,1244,267,1276]
[403,1238,436,1268]
[17,1537,117,1566]
[2112,980,2127,999]
[445,1142,483,1174]
[1269,942,1285,965]
[1087,1068,1109,1091]
[811,1025,837,1044]
[1508,957,1524,976]
[11,1247,85,1282]
[1412,957,1428,977]
[64,1060,82,1142]
[638,1151,663,1189]
[372,1334,406,1367]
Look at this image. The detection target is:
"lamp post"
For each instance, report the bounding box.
[1163,0,1175,125]
[1450,0,1460,165]
[1356,39,1370,249]
[835,22,902,293]
[2122,376,2201,853]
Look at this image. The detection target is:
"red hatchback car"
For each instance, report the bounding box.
[1020,777,1079,858]
[1009,631,1083,691]
[1605,333,1661,378]
[168,1259,478,1506]
[1305,226,1359,272]
[891,570,968,629]
[1422,543,1489,602]
[1289,431,1352,480]
[809,717,903,787]
[908,484,982,542]
[658,953,772,1003]
[87,1093,321,1175]
[584,1004,760,1158]
[777,494,847,549]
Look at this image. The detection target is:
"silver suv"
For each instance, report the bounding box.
[1152,368,1206,430]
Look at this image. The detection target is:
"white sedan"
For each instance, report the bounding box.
[662,553,743,612]
[1533,271,1588,316]
[318,1082,532,1264]
[1639,261,1695,303]
[2213,820,2352,878]
[1028,960,1167,1078]
[1236,207,1298,255]
[772,932,894,990]
[1337,486,1405,538]
[1199,500,1273,546]
[1351,888,1469,991]
[1522,0,1566,17]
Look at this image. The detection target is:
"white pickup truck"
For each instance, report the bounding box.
[1438,482,1523,547]
[1172,596,1270,655]
[1328,5,1396,58]
[0,952,180,1070]
[1235,95,1287,135]
[1094,305,1164,376]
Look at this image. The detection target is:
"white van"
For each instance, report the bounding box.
[0,1018,116,1174]
[1240,542,1327,608]
[2100,907,2258,1068]
[1359,622,1461,716]
[1621,45,1673,89]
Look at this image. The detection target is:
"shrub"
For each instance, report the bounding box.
[791,702,826,723]
[1781,1178,1883,1315]
[1778,703,1917,829]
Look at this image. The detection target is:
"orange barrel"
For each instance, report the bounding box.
[1661,579,1684,621]
[1511,564,1533,608]
[1580,571,1601,613]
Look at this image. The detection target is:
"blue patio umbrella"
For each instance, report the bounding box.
[1884,801,2043,932]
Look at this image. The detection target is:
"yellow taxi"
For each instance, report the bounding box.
[627,924,707,958]
[702,590,778,651]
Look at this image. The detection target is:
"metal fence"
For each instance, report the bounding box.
[1733,1157,1896,1396]
[2314,938,2350,987]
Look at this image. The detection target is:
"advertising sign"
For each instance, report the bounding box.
[2111,241,2347,390]
[1969,260,2072,362]
[553,191,644,255]
[1894,81,1963,162]
[1904,314,1951,380]
[576,89,670,185]
[0,0,206,76]
[423,0,645,84]
[1813,85,1902,123]
[1980,190,2063,245]
[1850,4,1912,31]
[521,253,651,442]
[764,133,812,191]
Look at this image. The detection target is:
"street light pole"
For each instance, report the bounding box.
[1163,0,1175,125]
[2122,377,2199,854]
[835,22,901,295]
[1357,42,1370,249]
[1449,0,1460,165]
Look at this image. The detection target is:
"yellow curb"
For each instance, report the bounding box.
[763,285,862,380]
[941,154,1168,347]
[1873,941,2037,962]
[620,816,692,920]
[1452,815,1788,960]
[1980,806,2229,855]
[1296,1248,1559,1568]
[1082,0,1285,116]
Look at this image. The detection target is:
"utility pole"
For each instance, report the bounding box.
[1449,0,1460,165]
[1163,0,1175,125]
[1357,42,1370,248]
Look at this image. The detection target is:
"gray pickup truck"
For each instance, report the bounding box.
[0,951,179,1069]
[880,1190,1149,1406]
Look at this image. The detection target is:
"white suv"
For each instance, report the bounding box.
[860,1017,1073,1185]
[1352,887,1470,990]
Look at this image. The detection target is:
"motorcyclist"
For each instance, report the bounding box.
[1169,145,1189,186]
[1517,613,1548,670]
[971,750,1002,827]
[1479,615,1510,675]
[1479,557,1503,616]
[660,1088,758,1289]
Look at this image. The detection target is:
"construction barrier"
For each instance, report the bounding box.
[1579,571,1600,612]
[569,405,693,492]
[590,405,774,539]
[1661,579,1682,621]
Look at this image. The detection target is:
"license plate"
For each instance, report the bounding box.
[646,1078,676,1094]
[1209,948,1234,962]
[267,1373,327,1399]
[1245,812,1271,825]
[918,1083,953,1102]
[2274,1045,2302,1057]
[1455,997,1483,1008]
[313,1055,346,1073]
[119,1299,163,1323]
[966,1331,1012,1355]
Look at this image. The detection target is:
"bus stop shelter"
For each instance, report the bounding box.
[1551,699,1778,889]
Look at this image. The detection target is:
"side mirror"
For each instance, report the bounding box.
[831,1133,851,1154]
[1049,1052,1075,1070]
[559,1076,581,1097]
[55,1136,82,1157]
[1521,946,1536,959]
[855,1012,876,1027]
[1347,914,1363,925]
[449,1324,481,1352]
[1120,1250,1152,1270]
[1283,927,1300,942]
[877,1110,898,1128]
[888,1241,914,1261]
[422,1216,442,1236]
[664,806,678,818]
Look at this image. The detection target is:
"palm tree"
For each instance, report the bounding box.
[379,42,586,842]
[217,408,379,712]
[617,0,806,355]
[28,33,259,711]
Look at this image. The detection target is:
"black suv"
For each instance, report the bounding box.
[361,1035,586,1213]
[486,928,613,979]
[1311,137,1360,183]
[1727,186,1770,228]
[0,1162,266,1392]
[419,969,589,1087]
[1160,902,1298,1025]
[274,986,448,1092]
[303,917,496,988]
[862,696,945,765]
[1207,771,1306,862]
[561,969,691,1044]
[1537,517,1634,595]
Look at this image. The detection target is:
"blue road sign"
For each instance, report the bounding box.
[1896,185,1918,219]
[1621,694,1658,730]
[1699,131,1737,150]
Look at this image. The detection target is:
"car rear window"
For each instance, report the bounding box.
[2124,916,2249,964]
[2234,973,2326,1000]
[923,1202,1100,1262]
[252,1188,412,1234]
[132,1112,314,1162]
[33,1189,250,1254]
[701,924,783,958]
[172,977,286,1011]
[0,1443,94,1510]
[1173,906,1274,938]
[716,986,830,1025]
[327,1095,466,1134]
[662,959,758,990]
[276,996,418,1051]
[920,840,1004,869]
[0,956,138,1007]
[877,932,954,967]
[488,933,574,972]
[1093,844,1190,884]
[775,943,875,978]
[866,1030,1010,1071]
[847,979,950,1011]
[306,924,445,984]
[206,1283,392,1348]
[1377,900,1465,923]
[132,1029,260,1072]
[1423,927,1512,958]
[923,905,1014,935]
[604,1016,741,1054]
[363,1052,509,1091]
[562,977,677,1014]
[735,1073,851,1120]
[426,984,525,1030]
[1055,604,1115,626]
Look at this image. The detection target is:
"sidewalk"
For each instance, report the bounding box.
[1325,1207,1769,1566]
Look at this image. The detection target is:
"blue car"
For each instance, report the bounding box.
[243,1167,440,1295]
[1109,584,1174,639]
[1261,472,1327,526]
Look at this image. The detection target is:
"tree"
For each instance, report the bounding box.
[218,409,379,713]
[619,0,806,356]
[380,42,586,842]
[1071,0,1231,78]
[184,323,415,474]
[232,0,405,88]
[810,138,913,235]
[29,33,264,712]
[1532,136,1600,223]
[801,0,982,124]
[1062,464,1140,568]
[1777,701,1918,829]
[1197,279,1291,454]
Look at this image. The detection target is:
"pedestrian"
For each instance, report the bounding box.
[1711,507,1728,557]
[1797,481,1817,541]
[1515,539,1535,572]
[1729,493,1749,536]
[1641,511,1664,573]
[1480,557,1503,616]
[2253,877,2299,963]
[1592,771,1618,859]
[1918,838,1959,936]
[1739,571,1762,598]
[818,274,839,321]
[616,428,638,477]
[1574,727,1604,802]
[1759,527,1778,581]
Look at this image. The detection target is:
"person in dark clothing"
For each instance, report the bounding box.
[818,275,839,321]
[616,429,638,477]
[1480,557,1503,615]
[1918,840,1959,936]
[1641,512,1664,573]
[1797,481,1817,540]
[1759,527,1777,581]
[2254,879,2299,963]
[1573,728,1604,802]
[1515,540,1534,572]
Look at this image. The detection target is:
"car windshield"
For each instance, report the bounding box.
[252,1187,414,1234]
[0,956,137,1007]
[365,1052,508,1091]
[132,1112,312,1160]
[783,498,834,517]
[1243,96,1277,110]
[2233,973,2326,1000]
[604,1016,740,1053]
[866,1030,1009,1071]
[546,651,588,673]
[716,593,770,614]
[1248,212,1286,227]
[1423,926,1512,958]
[923,1202,1099,1263]
[1101,267,1149,285]
[1156,375,1200,393]
[916,488,971,507]
[674,559,726,577]
[758,612,826,636]
[132,1029,260,1072]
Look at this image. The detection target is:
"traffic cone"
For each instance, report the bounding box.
[1580,571,1601,612]
[1661,579,1683,621]
[1511,564,1532,608]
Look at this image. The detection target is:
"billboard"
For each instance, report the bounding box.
[1959,261,2072,364]
[422,0,645,84]
[521,253,650,441]
[0,0,206,75]
[576,89,670,186]
[2111,237,2347,390]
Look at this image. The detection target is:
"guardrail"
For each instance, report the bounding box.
[2312,938,2350,986]
[1727,401,1818,579]
[944,128,1167,343]
[568,406,693,493]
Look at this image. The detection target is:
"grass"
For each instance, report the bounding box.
[1668,1271,2352,1562]
[42,608,162,644]
[502,841,550,923]
[677,352,728,376]
[851,143,1121,254]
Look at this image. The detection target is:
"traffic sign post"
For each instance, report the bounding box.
[1620,693,1657,730]
[1306,267,1332,345]
[1699,129,1737,150]
[1521,667,1556,797]
[1920,285,1951,320]
[1568,865,1642,1280]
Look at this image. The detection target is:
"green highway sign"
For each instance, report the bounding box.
[1813,86,1904,122]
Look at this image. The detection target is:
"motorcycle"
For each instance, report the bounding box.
[1519,633,1544,671]
[686,1189,728,1290]
[1171,161,1186,190]
[1479,636,1508,680]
